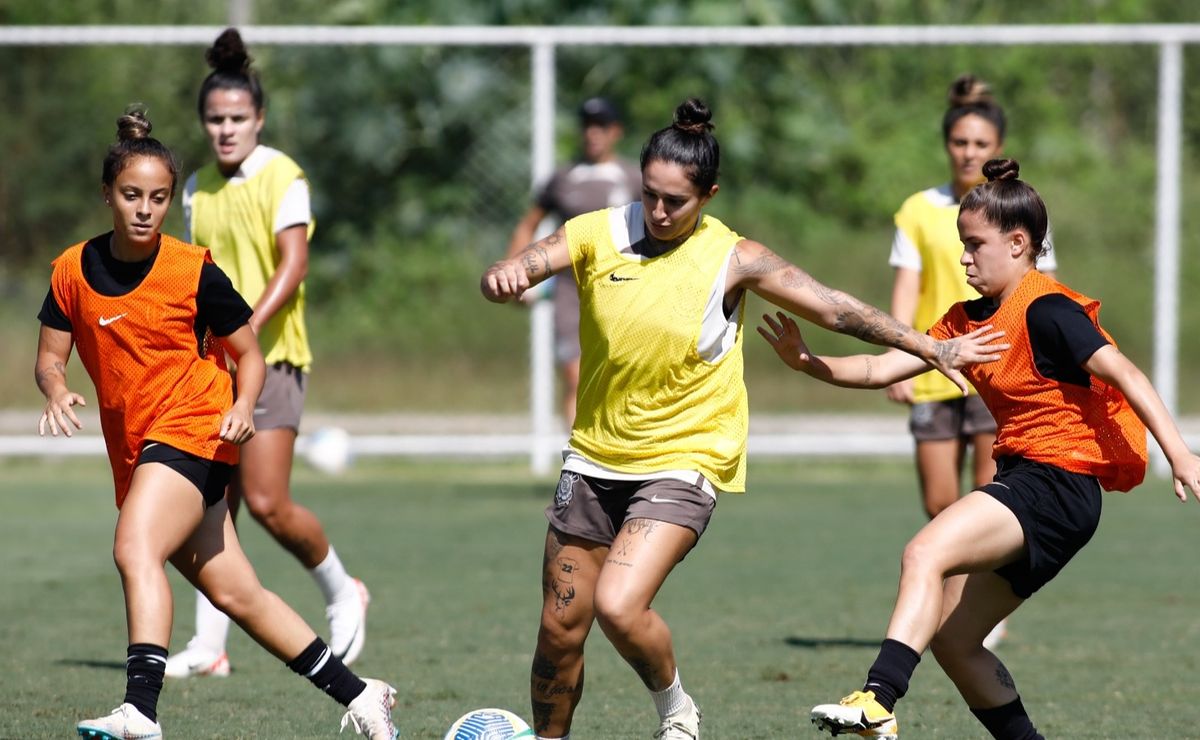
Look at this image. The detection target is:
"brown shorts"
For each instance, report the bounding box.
[545,472,717,547]
[909,394,997,442]
[253,362,307,432]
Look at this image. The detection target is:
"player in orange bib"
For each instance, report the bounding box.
[760,158,1200,740]
[35,109,398,740]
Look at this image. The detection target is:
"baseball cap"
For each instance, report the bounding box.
[579,97,621,126]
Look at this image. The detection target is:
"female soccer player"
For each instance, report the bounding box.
[36,109,397,740]
[481,98,1005,740]
[760,159,1200,740]
[166,28,370,680]
[886,74,1056,650]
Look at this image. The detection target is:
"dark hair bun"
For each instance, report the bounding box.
[947,74,994,108]
[205,27,252,74]
[983,158,1020,182]
[116,106,152,141]
[672,97,714,135]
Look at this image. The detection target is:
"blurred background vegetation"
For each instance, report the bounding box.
[3,1,1200,414]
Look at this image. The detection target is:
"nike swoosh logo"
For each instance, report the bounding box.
[609,273,638,282]
[98,313,127,326]
[649,493,674,503]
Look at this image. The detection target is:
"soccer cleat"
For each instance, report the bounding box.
[340,678,399,740]
[811,691,898,738]
[654,696,702,739]
[76,703,163,739]
[982,618,1009,651]
[163,638,230,678]
[328,578,371,666]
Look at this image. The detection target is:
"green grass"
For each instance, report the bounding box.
[1,457,1197,738]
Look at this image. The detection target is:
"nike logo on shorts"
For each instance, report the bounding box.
[98,313,127,326]
[649,493,674,503]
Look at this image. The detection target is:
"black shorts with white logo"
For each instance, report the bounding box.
[980,455,1103,598]
[138,441,233,508]
[545,472,716,548]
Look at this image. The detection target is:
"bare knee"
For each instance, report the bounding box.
[593,589,640,640]
[112,537,162,581]
[899,538,947,581]
[243,487,290,533]
[538,605,590,659]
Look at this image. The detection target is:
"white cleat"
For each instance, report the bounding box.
[329,578,371,666]
[76,703,162,739]
[654,696,701,739]
[340,678,399,740]
[164,638,230,679]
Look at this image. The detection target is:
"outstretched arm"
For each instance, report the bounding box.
[35,325,86,437]
[1085,345,1200,502]
[758,311,1005,389]
[481,225,571,303]
[729,239,1006,392]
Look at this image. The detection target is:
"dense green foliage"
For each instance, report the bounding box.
[2,458,1198,736]
[4,3,1200,411]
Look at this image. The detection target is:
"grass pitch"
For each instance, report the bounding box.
[1,456,1196,738]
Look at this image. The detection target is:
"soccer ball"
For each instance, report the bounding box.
[443,708,533,740]
[302,426,352,475]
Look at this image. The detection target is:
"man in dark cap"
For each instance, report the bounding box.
[506,97,642,429]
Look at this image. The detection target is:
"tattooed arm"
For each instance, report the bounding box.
[481,225,572,303]
[728,240,1007,392]
[35,324,87,437]
[757,310,1010,391]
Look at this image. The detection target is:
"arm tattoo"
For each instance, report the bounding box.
[863,356,872,385]
[731,252,789,277]
[520,245,551,278]
[35,361,65,390]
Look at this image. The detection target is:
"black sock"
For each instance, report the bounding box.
[862,638,921,712]
[124,643,168,722]
[971,697,1044,740]
[286,637,367,707]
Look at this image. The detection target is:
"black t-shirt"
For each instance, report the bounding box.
[964,293,1110,387]
[37,235,253,348]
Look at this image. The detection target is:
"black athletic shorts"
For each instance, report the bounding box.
[137,441,233,508]
[980,455,1102,598]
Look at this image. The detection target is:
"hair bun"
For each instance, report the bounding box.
[116,105,152,142]
[982,158,1020,182]
[205,27,252,74]
[947,74,994,108]
[672,97,714,136]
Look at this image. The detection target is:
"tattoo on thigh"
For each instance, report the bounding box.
[605,557,633,568]
[625,518,660,540]
[549,557,578,614]
[994,663,1016,690]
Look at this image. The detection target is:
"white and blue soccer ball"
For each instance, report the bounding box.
[302,426,353,475]
[443,708,533,740]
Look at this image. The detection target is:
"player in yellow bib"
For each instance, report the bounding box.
[167,28,370,681]
[482,98,1006,740]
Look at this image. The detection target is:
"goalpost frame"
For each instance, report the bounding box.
[2,24,1190,473]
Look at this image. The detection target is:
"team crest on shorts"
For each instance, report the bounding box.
[555,472,579,508]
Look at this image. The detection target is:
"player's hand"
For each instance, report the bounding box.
[757,311,815,372]
[928,325,1009,395]
[885,378,914,404]
[38,391,86,438]
[1169,453,1200,503]
[219,401,256,445]
[481,260,530,303]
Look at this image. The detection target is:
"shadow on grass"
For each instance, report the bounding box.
[784,636,880,649]
[56,658,125,670]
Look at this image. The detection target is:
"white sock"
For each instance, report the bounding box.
[536,735,570,740]
[309,546,354,605]
[193,589,231,653]
[650,669,690,720]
